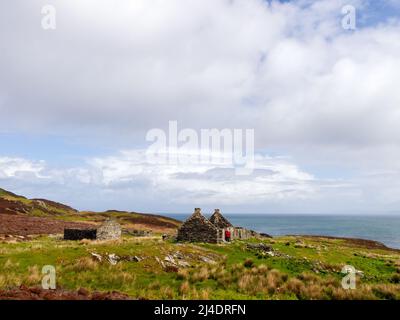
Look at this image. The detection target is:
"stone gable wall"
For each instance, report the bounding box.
[177,209,219,243]
[97,220,122,240]
[209,209,233,229]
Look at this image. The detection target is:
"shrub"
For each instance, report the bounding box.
[257,264,269,274]
[372,285,399,300]
[164,265,179,273]
[284,278,304,296]
[266,269,284,294]
[192,267,209,282]
[390,273,400,284]
[26,265,41,286]
[160,286,175,299]
[238,274,253,291]
[243,259,254,268]
[71,257,99,271]
[176,268,189,280]
[199,288,210,300]
[179,281,190,295]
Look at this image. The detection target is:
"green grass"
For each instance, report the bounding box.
[0,235,399,299]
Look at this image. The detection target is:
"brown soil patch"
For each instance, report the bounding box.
[300,235,400,252]
[0,286,131,300]
[0,199,30,215]
[31,198,78,213]
[120,215,180,229]
[0,214,94,236]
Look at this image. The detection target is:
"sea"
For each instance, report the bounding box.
[165,214,400,249]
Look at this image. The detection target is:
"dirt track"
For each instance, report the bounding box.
[0,214,94,236]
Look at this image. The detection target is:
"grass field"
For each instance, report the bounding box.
[1,234,399,300]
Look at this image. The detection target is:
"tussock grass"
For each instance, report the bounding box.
[26,265,41,285]
[69,257,99,272]
[1,235,400,299]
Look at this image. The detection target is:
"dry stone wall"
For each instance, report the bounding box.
[64,228,97,240]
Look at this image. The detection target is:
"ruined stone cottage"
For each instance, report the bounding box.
[177,208,255,243]
[64,219,121,241]
[176,208,219,243]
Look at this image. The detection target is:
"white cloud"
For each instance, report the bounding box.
[0,0,399,213]
[0,150,399,214]
[0,157,45,179]
[0,150,321,210]
[0,0,399,152]
[89,149,316,204]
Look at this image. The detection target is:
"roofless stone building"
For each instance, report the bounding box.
[177,208,219,243]
[64,219,121,241]
[177,208,255,243]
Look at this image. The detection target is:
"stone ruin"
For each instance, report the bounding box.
[64,228,97,240]
[123,229,152,237]
[64,219,121,241]
[177,208,257,243]
[97,219,122,240]
[209,209,233,229]
[176,208,219,243]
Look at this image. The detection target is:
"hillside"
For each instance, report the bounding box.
[1,187,399,300]
[0,234,399,300]
[0,188,181,236]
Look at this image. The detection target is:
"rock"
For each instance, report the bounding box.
[259,233,273,238]
[155,257,165,268]
[173,251,184,259]
[177,260,190,267]
[91,252,102,262]
[199,256,216,264]
[107,254,119,265]
[246,243,273,252]
[164,255,176,264]
[356,270,364,277]
[132,256,143,262]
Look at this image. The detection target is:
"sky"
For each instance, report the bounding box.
[1,0,400,214]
